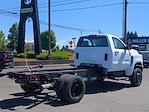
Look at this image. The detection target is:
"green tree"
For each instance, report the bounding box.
[7,23,19,51]
[0,30,7,50]
[127,31,138,38]
[40,30,56,50]
[134,31,138,37]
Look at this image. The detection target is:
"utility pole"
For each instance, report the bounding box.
[124,0,128,45]
[48,0,51,57]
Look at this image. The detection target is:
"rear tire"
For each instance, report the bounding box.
[61,75,86,104]
[55,74,69,99]
[21,84,43,94]
[129,68,142,87]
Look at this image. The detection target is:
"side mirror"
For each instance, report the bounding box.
[124,45,130,50]
[131,45,139,51]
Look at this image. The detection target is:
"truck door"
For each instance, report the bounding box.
[112,37,131,71]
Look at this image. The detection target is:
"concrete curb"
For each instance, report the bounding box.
[14,59,74,66]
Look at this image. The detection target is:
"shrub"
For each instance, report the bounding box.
[16,52,36,58]
[13,51,17,57]
[52,45,60,52]
[52,51,73,59]
[17,53,27,58]
[26,52,36,58]
[36,52,48,60]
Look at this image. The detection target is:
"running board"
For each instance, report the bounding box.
[114,77,129,81]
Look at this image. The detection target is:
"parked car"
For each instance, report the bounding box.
[0,51,14,72]
[139,51,149,68]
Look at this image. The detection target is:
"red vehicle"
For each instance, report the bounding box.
[0,51,14,72]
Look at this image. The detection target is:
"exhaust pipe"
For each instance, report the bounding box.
[41,83,53,89]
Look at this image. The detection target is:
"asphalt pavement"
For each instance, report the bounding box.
[0,65,149,112]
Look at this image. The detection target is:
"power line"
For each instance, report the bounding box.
[0,10,96,33]
[52,2,124,12]
[0,9,19,18]
[3,0,91,11]
[4,2,123,13]
[1,1,149,31]
[3,1,149,14]
[3,4,49,13]
[51,0,77,4]
[0,13,18,18]
[129,1,149,4]
[4,7,20,11]
[51,1,149,12]
[51,24,98,32]
[51,0,92,7]
[40,20,98,32]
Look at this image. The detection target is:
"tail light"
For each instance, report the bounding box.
[3,53,8,61]
[27,75,38,81]
[89,35,97,38]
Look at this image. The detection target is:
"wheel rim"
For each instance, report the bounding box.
[136,72,142,85]
[71,80,83,97]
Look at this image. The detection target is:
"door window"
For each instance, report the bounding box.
[112,37,125,49]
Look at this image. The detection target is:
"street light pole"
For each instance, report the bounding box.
[48,0,51,56]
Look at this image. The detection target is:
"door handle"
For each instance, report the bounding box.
[115,51,119,54]
[115,51,119,56]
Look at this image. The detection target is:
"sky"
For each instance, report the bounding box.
[0,0,149,47]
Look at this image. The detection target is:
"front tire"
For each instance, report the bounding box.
[129,68,142,87]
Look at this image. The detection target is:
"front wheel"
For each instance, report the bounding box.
[129,68,142,87]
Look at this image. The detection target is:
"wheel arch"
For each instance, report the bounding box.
[134,62,143,71]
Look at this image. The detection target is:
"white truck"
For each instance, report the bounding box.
[8,34,143,104]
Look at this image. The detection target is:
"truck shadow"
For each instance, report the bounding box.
[0,81,132,110]
[85,80,131,94]
[0,73,6,77]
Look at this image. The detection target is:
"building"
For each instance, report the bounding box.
[25,42,34,52]
[128,37,149,51]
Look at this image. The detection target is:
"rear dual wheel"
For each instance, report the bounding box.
[55,75,86,104]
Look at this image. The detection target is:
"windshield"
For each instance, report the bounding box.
[77,35,108,47]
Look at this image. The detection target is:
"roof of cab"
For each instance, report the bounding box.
[80,34,119,38]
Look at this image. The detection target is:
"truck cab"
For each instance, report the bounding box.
[75,34,143,77]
